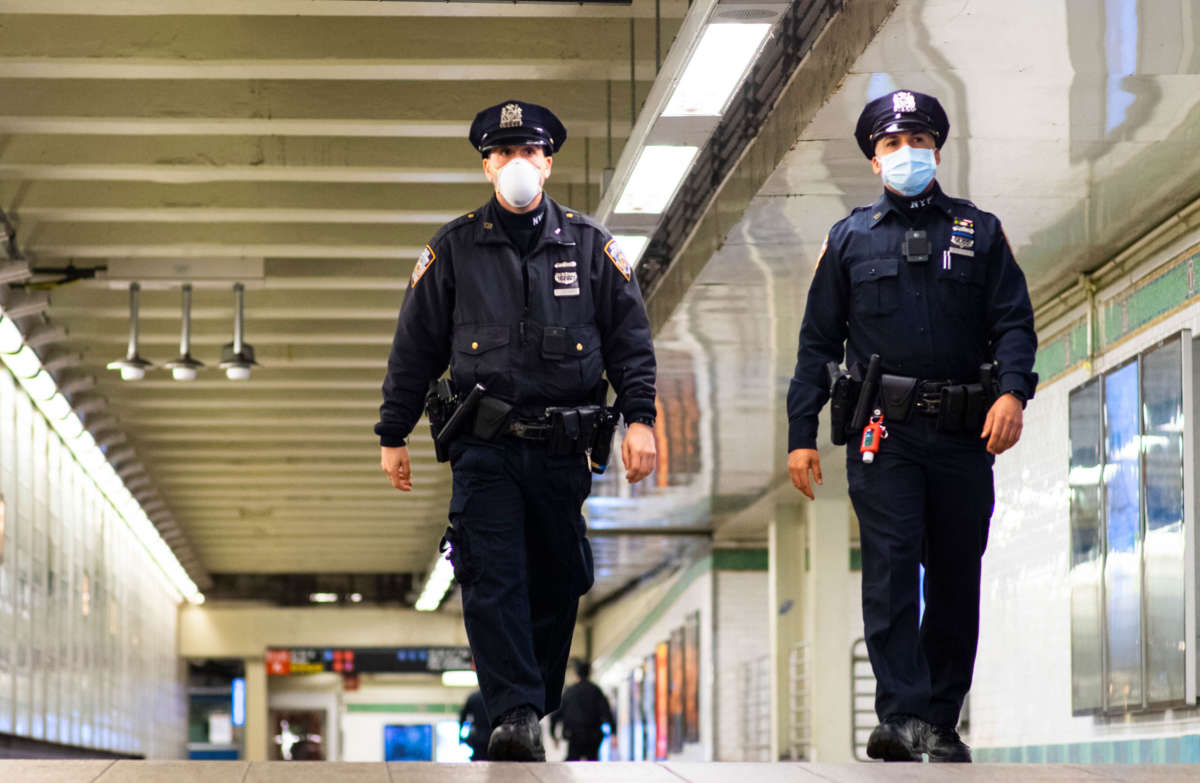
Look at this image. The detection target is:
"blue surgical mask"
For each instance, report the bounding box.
[879,145,937,196]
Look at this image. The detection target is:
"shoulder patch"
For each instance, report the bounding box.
[410,245,436,286]
[604,237,633,281]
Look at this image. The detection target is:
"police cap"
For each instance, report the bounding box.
[854,89,949,158]
[469,100,567,157]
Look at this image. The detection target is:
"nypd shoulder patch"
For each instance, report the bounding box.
[411,244,436,286]
[604,237,632,281]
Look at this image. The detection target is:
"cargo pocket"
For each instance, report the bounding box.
[444,498,482,587]
[566,459,595,596]
[850,258,901,317]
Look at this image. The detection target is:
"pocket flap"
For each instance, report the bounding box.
[565,325,602,357]
[454,325,510,355]
[850,257,900,285]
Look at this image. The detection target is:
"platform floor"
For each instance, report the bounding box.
[2,761,1196,783]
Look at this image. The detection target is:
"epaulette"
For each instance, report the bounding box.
[433,209,483,242]
[560,207,606,234]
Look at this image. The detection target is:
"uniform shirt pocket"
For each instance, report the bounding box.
[538,324,603,402]
[452,325,511,389]
[849,257,901,317]
[936,257,986,321]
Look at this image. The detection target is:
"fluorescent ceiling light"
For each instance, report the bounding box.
[415,555,455,612]
[23,370,58,401]
[663,23,773,118]
[309,592,338,604]
[615,146,699,215]
[0,316,22,353]
[612,235,650,268]
[39,393,73,421]
[441,670,479,688]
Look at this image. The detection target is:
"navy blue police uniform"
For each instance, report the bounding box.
[376,101,656,743]
[786,91,1037,756]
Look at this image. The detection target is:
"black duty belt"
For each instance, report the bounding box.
[912,379,956,416]
[507,417,554,440]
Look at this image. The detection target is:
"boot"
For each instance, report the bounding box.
[866,714,926,762]
[487,705,545,762]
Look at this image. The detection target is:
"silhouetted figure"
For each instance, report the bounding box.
[549,661,614,761]
[459,689,490,761]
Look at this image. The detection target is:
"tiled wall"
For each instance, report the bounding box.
[973,233,1200,754]
[0,368,185,758]
[714,568,769,761]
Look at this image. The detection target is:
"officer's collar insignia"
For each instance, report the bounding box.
[411,245,435,286]
[872,212,883,221]
[483,221,494,229]
[893,91,916,113]
[909,195,934,210]
[604,237,633,281]
[500,103,522,128]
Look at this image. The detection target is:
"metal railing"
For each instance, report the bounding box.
[850,638,876,762]
[788,642,812,760]
[738,655,771,761]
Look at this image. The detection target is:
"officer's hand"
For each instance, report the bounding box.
[381,446,412,491]
[981,393,1024,455]
[788,448,822,500]
[622,422,657,483]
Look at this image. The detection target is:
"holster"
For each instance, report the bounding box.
[826,362,862,446]
[471,396,513,441]
[545,405,601,457]
[425,378,458,462]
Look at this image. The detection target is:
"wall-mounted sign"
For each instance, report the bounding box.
[265,646,472,676]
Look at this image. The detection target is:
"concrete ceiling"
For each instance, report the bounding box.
[0,0,688,594]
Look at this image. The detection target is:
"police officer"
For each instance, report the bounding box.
[376,99,658,762]
[548,660,615,761]
[786,90,1037,763]
[458,689,490,761]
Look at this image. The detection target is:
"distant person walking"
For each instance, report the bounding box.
[458,689,490,761]
[549,661,615,761]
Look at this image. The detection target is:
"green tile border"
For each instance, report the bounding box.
[973,734,1200,764]
[713,548,768,571]
[1102,251,1199,348]
[345,703,461,714]
[604,554,713,665]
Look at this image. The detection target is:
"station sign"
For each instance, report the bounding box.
[265,646,472,676]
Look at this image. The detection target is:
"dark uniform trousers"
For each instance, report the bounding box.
[447,436,595,723]
[847,414,994,728]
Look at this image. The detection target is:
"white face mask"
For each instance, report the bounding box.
[495,157,543,209]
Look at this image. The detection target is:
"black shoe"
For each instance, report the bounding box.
[487,705,545,762]
[924,724,972,763]
[866,715,926,762]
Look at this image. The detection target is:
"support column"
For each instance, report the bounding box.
[244,656,268,761]
[805,462,854,762]
[768,498,806,761]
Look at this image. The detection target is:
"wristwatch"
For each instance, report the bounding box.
[628,416,656,428]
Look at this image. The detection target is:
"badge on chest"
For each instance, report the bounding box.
[553,260,580,297]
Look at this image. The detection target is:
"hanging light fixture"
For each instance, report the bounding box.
[106,282,154,381]
[218,282,257,381]
[163,284,205,381]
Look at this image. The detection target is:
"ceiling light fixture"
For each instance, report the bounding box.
[614,145,700,215]
[219,283,258,381]
[662,23,773,117]
[106,282,154,381]
[414,552,455,612]
[164,284,205,381]
[612,235,651,268]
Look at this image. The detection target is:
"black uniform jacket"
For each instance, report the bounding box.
[787,183,1038,452]
[376,196,657,447]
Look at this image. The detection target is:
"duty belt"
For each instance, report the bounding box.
[912,379,955,415]
[507,416,554,440]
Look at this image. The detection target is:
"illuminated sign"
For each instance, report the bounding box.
[232,677,246,727]
[265,647,472,676]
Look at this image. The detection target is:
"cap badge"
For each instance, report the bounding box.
[499,103,523,128]
[892,91,916,113]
